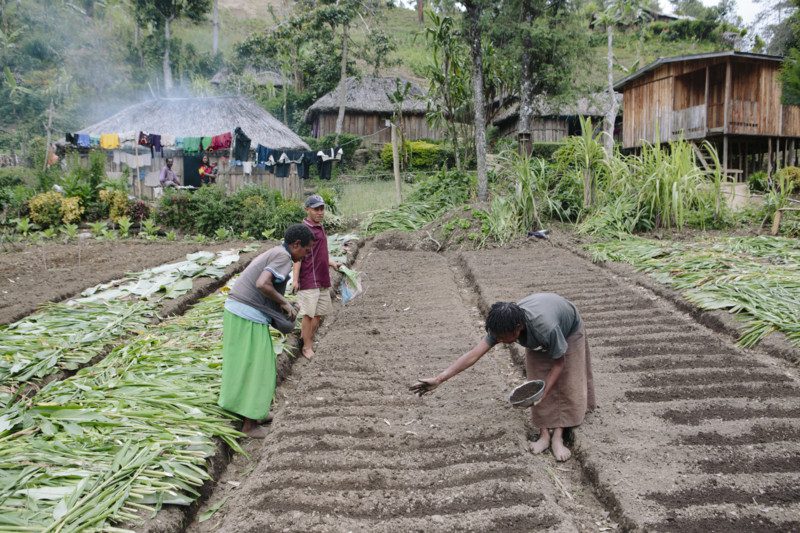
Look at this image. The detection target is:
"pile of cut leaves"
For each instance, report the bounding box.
[0,291,287,531]
[586,236,800,348]
[0,249,248,407]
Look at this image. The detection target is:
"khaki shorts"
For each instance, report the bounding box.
[297,288,332,318]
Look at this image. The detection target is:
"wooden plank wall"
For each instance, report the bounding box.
[621,58,791,148]
[313,112,445,145]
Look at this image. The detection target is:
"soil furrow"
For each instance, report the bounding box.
[196,245,583,532]
[459,242,800,530]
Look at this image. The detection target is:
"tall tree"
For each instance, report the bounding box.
[424,11,470,170]
[508,0,587,154]
[212,0,219,54]
[417,0,424,24]
[134,0,211,92]
[464,0,488,201]
[598,0,646,156]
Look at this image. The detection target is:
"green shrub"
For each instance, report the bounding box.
[0,167,28,188]
[380,140,453,171]
[775,166,800,193]
[189,185,232,236]
[747,171,768,193]
[0,185,34,222]
[28,191,64,227]
[156,189,194,231]
[529,142,565,160]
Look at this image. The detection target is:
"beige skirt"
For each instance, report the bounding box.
[525,325,596,429]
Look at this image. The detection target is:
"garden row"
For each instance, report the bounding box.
[0,291,286,531]
[0,248,252,410]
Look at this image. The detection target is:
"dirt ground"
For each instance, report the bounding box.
[0,239,252,325]
[184,232,800,533]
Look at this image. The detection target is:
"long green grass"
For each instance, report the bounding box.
[337,179,413,218]
[587,236,800,348]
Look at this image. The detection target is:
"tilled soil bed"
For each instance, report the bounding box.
[461,240,800,532]
[0,239,252,324]
[189,244,614,532]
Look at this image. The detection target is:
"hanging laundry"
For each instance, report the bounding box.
[148,134,162,154]
[255,145,278,174]
[316,146,343,180]
[119,131,137,143]
[76,134,91,148]
[100,133,120,149]
[242,161,253,175]
[161,134,176,148]
[65,133,78,145]
[112,151,123,165]
[317,147,344,162]
[138,132,150,147]
[201,136,213,151]
[297,151,317,179]
[89,136,100,147]
[274,152,291,178]
[210,132,232,151]
[183,137,202,154]
[233,127,251,161]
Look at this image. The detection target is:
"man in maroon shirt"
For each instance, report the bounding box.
[292,195,341,359]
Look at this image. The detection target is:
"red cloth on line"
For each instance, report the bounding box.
[210,132,232,151]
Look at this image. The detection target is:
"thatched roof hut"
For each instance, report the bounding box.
[78,96,307,197]
[210,67,290,89]
[304,76,443,145]
[493,93,622,141]
[79,96,308,149]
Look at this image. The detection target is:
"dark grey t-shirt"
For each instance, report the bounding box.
[227,245,293,315]
[485,293,582,359]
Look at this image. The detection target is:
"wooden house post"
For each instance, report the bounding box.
[767,137,773,180]
[722,60,732,174]
[704,66,710,135]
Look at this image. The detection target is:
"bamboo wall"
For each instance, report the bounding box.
[312,112,444,144]
[621,57,800,148]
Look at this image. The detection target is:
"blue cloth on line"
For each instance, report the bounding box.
[224,299,272,325]
[76,134,91,148]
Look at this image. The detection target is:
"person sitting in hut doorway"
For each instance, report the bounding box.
[159,158,180,188]
[291,195,342,360]
[219,224,315,438]
[199,154,218,186]
[410,293,595,462]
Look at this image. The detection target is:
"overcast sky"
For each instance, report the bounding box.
[662,0,759,27]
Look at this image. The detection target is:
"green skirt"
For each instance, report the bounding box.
[218,310,277,420]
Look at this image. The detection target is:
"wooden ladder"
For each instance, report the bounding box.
[691,141,712,172]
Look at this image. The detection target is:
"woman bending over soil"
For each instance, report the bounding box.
[411,293,595,461]
[219,224,314,438]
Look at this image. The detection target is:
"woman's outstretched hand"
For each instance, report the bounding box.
[410,378,440,396]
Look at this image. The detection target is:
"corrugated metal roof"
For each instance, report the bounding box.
[613,51,784,90]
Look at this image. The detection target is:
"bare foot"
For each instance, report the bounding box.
[302,346,315,359]
[529,431,551,454]
[551,429,571,461]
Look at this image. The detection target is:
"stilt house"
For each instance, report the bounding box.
[304,77,443,145]
[614,51,800,180]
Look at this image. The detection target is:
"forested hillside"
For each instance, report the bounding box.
[0,0,787,155]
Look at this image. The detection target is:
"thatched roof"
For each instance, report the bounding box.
[210,67,290,88]
[493,93,622,127]
[79,96,308,150]
[304,77,428,123]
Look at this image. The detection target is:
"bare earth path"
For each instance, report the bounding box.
[200,244,611,532]
[190,238,800,532]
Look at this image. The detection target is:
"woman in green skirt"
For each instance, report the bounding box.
[219,224,314,438]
